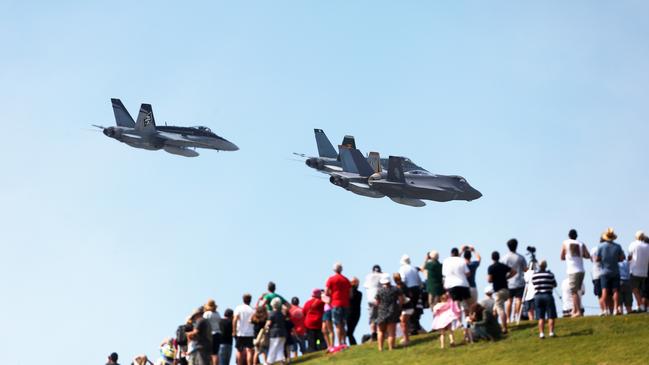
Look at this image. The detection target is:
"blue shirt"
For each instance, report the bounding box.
[467,261,480,288]
[596,241,623,276]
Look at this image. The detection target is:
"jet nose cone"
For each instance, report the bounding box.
[220,140,239,151]
[226,141,239,151]
[468,189,482,201]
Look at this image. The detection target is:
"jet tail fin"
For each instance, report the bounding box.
[339,146,375,177]
[314,129,337,159]
[341,135,356,149]
[135,103,156,133]
[111,98,135,127]
[367,152,381,173]
[387,156,406,183]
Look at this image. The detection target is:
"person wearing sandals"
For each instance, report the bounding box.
[375,275,404,351]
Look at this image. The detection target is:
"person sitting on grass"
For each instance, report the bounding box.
[431,292,462,349]
[467,303,501,342]
[531,260,558,339]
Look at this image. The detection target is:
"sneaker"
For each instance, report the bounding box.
[549,332,556,337]
[539,332,545,339]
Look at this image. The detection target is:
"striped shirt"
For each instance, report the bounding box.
[531,271,557,294]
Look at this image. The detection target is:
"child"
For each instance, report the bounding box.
[431,293,462,348]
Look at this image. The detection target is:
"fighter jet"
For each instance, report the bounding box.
[296,129,426,174]
[330,146,482,207]
[93,99,238,157]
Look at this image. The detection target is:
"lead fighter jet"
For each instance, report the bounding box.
[93,99,238,157]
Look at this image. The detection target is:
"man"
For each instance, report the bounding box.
[560,229,590,317]
[106,352,119,365]
[462,245,482,305]
[628,231,649,312]
[596,228,625,315]
[288,297,307,357]
[187,307,213,365]
[531,260,558,339]
[504,239,527,322]
[260,282,287,311]
[232,294,255,365]
[325,262,352,347]
[487,251,516,334]
[442,248,471,311]
[218,309,234,365]
[347,277,362,345]
[398,254,423,333]
[422,251,443,312]
[590,244,606,315]
[363,265,383,341]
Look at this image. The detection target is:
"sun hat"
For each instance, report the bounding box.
[204,299,217,312]
[601,228,618,242]
[379,274,391,285]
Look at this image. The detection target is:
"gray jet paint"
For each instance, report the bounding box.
[94,99,238,157]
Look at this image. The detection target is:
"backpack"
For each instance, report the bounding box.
[176,324,191,346]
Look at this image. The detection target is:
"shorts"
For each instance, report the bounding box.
[494,288,509,315]
[211,333,223,354]
[630,275,646,292]
[368,303,378,324]
[331,307,348,326]
[534,293,557,320]
[620,280,633,308]
[509,287,525,299]
[568,272,585,294]
[600,274,621,292]
[235,336,254,351]
[322,309,332,322]
[593,279,602,298]
[448,286,471,301]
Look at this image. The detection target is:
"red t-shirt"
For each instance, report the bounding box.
[289,305,306,336]
[326,273,351,308]
[302,298,324,330]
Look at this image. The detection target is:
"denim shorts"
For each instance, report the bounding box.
[600,274,621,292]
[534,293,557,320]
[331,306,348,326]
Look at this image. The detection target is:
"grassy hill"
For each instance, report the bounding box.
[294,314,648,365]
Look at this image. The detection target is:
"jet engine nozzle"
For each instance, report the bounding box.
[103,127,116,138]
[329,176,349,188]
[306,158,325,170]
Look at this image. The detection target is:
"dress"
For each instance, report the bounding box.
[375,286,401,324]
[431,297,461,330]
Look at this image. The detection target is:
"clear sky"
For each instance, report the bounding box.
[1,1,648,364]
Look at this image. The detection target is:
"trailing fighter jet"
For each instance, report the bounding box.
[295,129,425,173]
[93,99,238,157]
[330,146,482,207]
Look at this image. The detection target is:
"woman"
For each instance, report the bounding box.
[468,303,501,342]
[265,297,288,364]
[203,299,222,365]
[320,291,334,350]
[251,305,269,365]
[302,289,326,352]
[393,273,414,346]
[375,275,404,351]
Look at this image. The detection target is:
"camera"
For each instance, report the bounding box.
[526,246,536,254]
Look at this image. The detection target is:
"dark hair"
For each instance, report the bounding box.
[568,229,578,240]
[492,251,500,261]
[243,293,252,305]
[372,264,382,273]
[291,297,299,305]
[268,281,276,292]
[223,308,234,318]
[463,250,472,260]
[451,247,460,256]
[507,239,518,252]
[109,353,119,362]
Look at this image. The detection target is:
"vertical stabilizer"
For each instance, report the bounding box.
[367,152,381,173]
[314,129,337,158]
[341,135,356,149]
[135,104,156,133]
[339,146,374,177]
[111,98,136,127]
[387,156,406,183]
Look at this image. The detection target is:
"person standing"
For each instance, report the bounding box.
[187,307,213,365]
[203,299,222,365]
[628,231,649,312]
[531,260,557,339]
[462,245,482,306]
[422,251,444,313]
[487,251,516,334]
[233,294,255,365]
[442,248,471,311]
[265,298,287,365]
[325,262,352,347]
[398,254,423,334]
[106,352,120,365]
[218,309,234,365]
[260,282,287,311]
[590,244,606,315]
[347,277,362,346]
[504,239,527,323]
[302,289,325,352]
[393,272,414,346]
[363,265,383,341]
[596,228,625,315]
[618,255,633,314]
[288,297,306,357]
[560,229,590,317]
[375,275,404,351]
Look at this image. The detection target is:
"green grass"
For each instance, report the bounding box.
[294,315,649,365]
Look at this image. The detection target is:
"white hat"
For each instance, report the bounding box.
[484,284,494,295]
[400,254,411,265]
[379,274,391,285]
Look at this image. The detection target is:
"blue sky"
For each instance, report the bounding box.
[1,1,648,364]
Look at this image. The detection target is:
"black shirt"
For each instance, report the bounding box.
[194,318,213,351]
[349,287,362,320]
[220,317,233,345]
[268,310,288,338]
[488,262,511,291]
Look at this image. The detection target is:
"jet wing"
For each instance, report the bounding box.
[157,132,210,148]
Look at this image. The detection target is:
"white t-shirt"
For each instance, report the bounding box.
[399,264,422,288]
[563,239,587,274]
[442,256,469,289]
[233,304,254,337]
[590,246,601,280]
[523,269,536,301]
[628,240,649,277]
[364,272,382,305]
